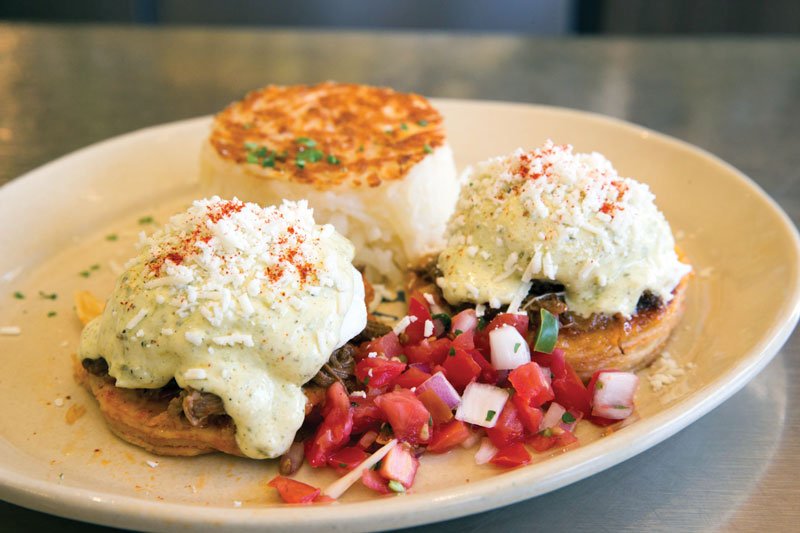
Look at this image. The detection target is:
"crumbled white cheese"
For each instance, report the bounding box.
[0,326,21,336]
[393,315,418,335]
[184,330,205,346]
[53,398,64,407]
[212,334,255,347]
[146,460,159,468]
[423,319,434,338]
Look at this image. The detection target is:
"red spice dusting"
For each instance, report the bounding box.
[599,180,629,218]
[207,199,245,224]
[166,252,184,265]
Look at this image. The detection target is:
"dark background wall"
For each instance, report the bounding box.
[0,0,798,34]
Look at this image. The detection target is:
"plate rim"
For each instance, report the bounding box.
[1,97,799,531]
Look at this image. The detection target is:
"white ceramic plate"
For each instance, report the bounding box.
[1,99,798,532]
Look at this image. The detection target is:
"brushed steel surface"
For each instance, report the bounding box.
[0,24,798,532]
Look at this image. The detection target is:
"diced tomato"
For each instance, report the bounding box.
[528,428,578,452]
[404,297,433,345]
[489,442,531,468]
[532,348,567,379]
[350,394,385,434]
[511,393,544,434]
[378,444,419,488]
[451,309,478,335]
[355,357,406,389]
[405,337,451,366]
[442,348,481,393]
[427,420,472,453]
[374,389,432,444]
[508,362,554,407]
[361,468,390,494]
[534,349,591,416]
[451,329,475,351]
[394,367,433,389]
[485,400,525,448]
[304,382,353,467]
[313,495,336,503]
[268,476,321,504]
[359,332,404,360]
[468,348,499,384]
[416,388,454,425]
[327,446,368,474]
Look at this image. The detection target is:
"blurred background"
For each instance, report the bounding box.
[1,0,798,34]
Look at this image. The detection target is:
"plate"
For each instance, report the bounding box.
[0,99,798,532]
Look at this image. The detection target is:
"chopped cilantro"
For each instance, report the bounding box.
[138,216,154,225]
[513,342,521,353]
[387,480,405,493]
[417,119,428,126]
[338,463,348,469]
[432,313,451,333]
[38,291,58,300]
[295,137,317,147]
[363,376,370,386]
[90,264,100,271]
[79,271,90,278]
[613,404,629,410]
[449,346,455,356]
[47,311,57,318]
[296,148,324,168]
[261,152,276,167]
[454,329,463,336]
[12,291,24,300]
[485,410,496,422]
[541,428,553,437]
[400,123,409,131]
[243,141,259,150]
[245,152,259,164]
[595,381,604,390]
[561,412,576,424]
[477,317,487,330]
[296,159,306,169]
[105,233,118,241]
[423,144,433,154]
[327,154,340,165]
[398,354,408,363]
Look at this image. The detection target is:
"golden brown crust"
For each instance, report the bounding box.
[557,275,689,380]
[75,358,327,457]
[208,82,446,189]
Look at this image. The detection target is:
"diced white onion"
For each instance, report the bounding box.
[455,382,509,428]
[592,372,639,419]
[323,439,398,499]
[474,437,498,465]
[539,402,566,431]
[489,325,531,370]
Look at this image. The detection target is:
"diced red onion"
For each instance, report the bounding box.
[558,410,582,433]
[416,371,461,409]
[409,362,432,374]
[474,437,498,465]
[455,382,509,428]
[451,309,478,334]
[592,371,639,419]
[489,324,531,370]
[539,402,566,431]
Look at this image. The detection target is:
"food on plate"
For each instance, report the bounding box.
[76,197,367,459]
[432,141,692,378]
[199,82,460,285]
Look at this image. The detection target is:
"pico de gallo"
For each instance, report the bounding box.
[268,292,639,503]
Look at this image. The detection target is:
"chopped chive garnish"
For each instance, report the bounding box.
[327,154,340,165]
[400,123,408,131]
[47,311,57,318]
[105,233,118,241]
[513,342,521,353]
[562,412,576,424]
[417,119,428,126]
[295,137,317,147]
[432,313,451,333]
[38,291,58,300]
[485,410,496,422]
[243,141,259,150]
[79,271,90,278]
[423,144,433,154]
[449,346,455,356]
[246,152,259,164]
[533,308,559,353]
[13,291,24,299]
[388,480,405,493]
[138,216,154,225]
